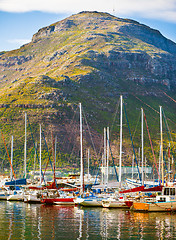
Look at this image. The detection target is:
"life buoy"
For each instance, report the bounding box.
[86,193,89,197]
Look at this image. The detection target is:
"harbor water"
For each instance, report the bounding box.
[0,201,176,239]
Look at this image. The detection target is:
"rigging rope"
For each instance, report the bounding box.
[27,119,46,185]
[1,130,16,180]
[161,91,176,103]
[162,109,175,148]
[41,129,54,173]
[1,141,10,171]
[133,94,176,126]
[42,150,52,179]
[110,98,120,134]
[123,103,141,182]
[107,133,119,182]
[132,111,141,139]
[24,146,35,178]
[64,105,79,155]
[143,111,160,182]
[82,107,98,159]
[132,94,159,114]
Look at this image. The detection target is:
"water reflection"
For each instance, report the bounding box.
[76,208,83,240]
[1,202,176,239]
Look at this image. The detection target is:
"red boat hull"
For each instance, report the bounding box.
[41,197,75,205]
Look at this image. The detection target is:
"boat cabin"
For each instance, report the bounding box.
[156,187,176,202]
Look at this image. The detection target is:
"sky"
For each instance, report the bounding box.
[0,0,176,52]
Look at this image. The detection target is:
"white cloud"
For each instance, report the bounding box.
[7,38,30,45]
[0,0,176,22]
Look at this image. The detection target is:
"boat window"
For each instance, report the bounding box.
[170,188,175,196]
[164,188,169,195]
[158,197,166,202]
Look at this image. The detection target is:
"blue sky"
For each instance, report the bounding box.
[0,0,176,52]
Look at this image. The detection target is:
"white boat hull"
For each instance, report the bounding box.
[7,194,23,201]
[76,198,103,207]
[23,194,41,203]
[102,200,129,208]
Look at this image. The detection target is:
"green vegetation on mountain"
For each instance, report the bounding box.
[0,11,175,176]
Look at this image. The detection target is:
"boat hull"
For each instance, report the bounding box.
[23,195,41,203]
[79,199,102,207]
[131,201,176,212]
[0,194,7,200]
[102,200,129,208]
[7,194,23,201]
[102,199,133,208]
[54,200,75,205]
[42,197,75,205]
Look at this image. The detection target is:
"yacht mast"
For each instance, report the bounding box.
[104,127,106,187]
[24,112,27,178]
[40,124,42,185]
[34,142,37,181]
[87,149,90,181]
[160,106,164,185]
[10,136,13,181]
[55,136,57,182]
[106,127,110,187]
[132,154,134,180]
[79,103,84,194]
[119,95,123,184]
[141,108,144,185]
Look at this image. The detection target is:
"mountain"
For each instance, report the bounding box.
[0,11,175,172]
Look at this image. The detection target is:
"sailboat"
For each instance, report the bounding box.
[41,189,75,205]
[130,106,176,212]
[40,123,76,205]
[74,103,110,207]
[3,134,26,201]
[126,107,160,188]
[6,114,28,201]
[101,96,134,208]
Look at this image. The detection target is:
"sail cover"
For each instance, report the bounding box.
[5,178,27,186]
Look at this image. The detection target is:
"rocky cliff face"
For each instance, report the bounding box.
[30,11,176,91]
[1,11,176,91]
